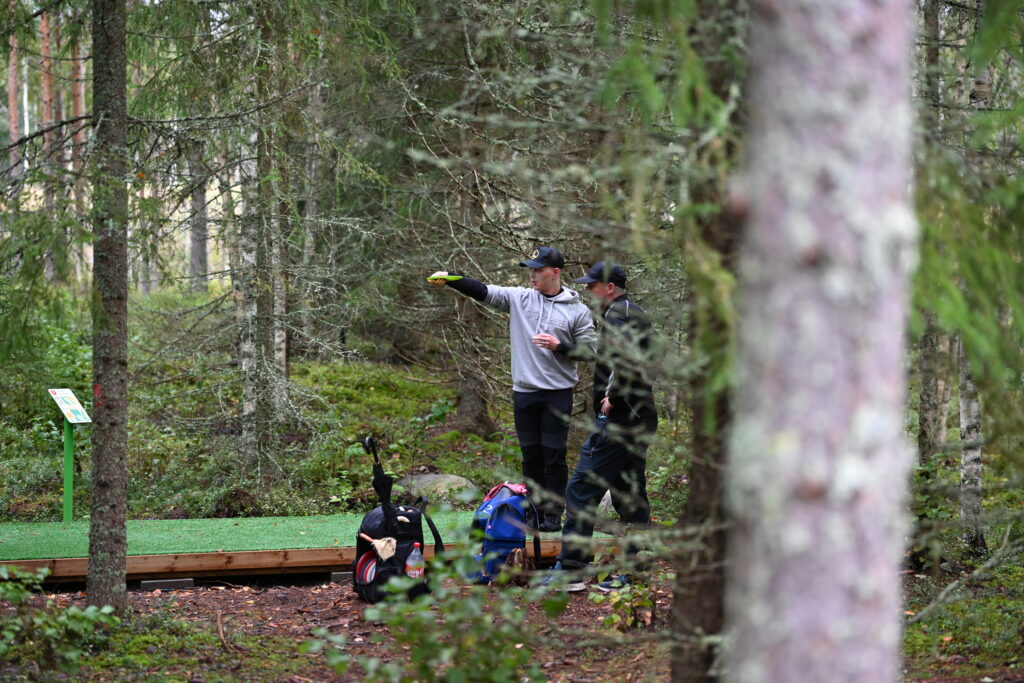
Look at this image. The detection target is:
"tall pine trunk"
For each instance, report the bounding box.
[299,83,322,356]
[918,311,952,469]
[40,8,58,280]
[71,30,86,209]
[88,0,129,616]
[957,337,987,556]
[671,4,746,680]
[726,1,917,680]
[189,145,209,292]
[240,0,278,475]
[6,23,19,173]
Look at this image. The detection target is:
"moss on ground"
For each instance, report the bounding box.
[904,563,1024,679]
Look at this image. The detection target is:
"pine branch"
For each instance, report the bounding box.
[0,115,92,154]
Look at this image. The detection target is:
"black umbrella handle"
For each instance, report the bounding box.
[363,436,379,464]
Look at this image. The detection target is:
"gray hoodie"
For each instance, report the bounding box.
[484,285,597,392]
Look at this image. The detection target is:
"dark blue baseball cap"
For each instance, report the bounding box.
[575,261,627,288]
[520,246,565,269]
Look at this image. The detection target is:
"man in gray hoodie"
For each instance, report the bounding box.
[429,246,597,531]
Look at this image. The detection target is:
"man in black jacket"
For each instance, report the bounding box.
[543,261,657,592]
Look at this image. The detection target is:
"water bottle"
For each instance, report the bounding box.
[405,542,425,579]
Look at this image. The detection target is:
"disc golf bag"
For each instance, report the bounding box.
[467,483,541,584]
[354,499,444,604]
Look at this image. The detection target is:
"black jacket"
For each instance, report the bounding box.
[591,295,656,425]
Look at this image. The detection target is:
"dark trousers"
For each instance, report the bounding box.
[558,412,656,571]
[513,388,573,518]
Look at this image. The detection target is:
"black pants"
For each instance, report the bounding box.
[513,388,573,518]
[558,411,657,571]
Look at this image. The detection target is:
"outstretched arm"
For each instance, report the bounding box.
[427,271,487,302]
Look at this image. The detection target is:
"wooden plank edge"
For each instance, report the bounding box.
[0,540,579,582]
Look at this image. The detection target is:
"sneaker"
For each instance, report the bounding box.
[540,562,587,593]
[595,574,633,592]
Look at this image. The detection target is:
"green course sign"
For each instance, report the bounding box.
[48,389,91,522]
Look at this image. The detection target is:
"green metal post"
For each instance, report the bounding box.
[63,418,73,522]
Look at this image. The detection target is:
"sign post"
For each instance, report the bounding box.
[48,389,92,523]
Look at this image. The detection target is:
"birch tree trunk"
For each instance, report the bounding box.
[88,0,129,615]
[726,1,917,681]
[220,164,244,328]
[239,210,259,447]
[957,337,987,556]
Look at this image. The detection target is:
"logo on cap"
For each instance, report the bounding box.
[530,249,539,259]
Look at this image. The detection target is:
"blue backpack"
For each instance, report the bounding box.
[469,483,542,584]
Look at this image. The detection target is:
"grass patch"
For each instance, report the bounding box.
[0,512,479,561]
[81,612,314,682]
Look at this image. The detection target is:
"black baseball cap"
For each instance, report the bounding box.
[575,261,627,288]
[520,246,565,269]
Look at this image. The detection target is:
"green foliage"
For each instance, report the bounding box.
[292,362,443,424]
[0,292,92,429]
[905,563,1024,677]
[410,398,455,430]
[303,546,569,682]
[0,213,88,366]
[588,575,656,631]
[0,566,120,673]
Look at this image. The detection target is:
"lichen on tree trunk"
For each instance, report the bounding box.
[725,1,918,680]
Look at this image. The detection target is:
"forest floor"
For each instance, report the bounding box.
[3,569,1023,681]
[3,572,674,682]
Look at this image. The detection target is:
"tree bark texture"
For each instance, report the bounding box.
[189,145,209,292]
[39,11,54,151]
[88,0,129,615]
[671,4,746,681]
[6,28,18,172]
[241,0,277,473]
[672,217,737,683]
[918,311,951,469]
[726,1,917,681]
[220,165,244,329]
[71,34,87,212]
[273,159,290,387]
[299,83,322,356]
[957,337,987,556]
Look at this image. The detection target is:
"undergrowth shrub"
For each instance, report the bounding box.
[302,545,570,682]
[0,567,120,673]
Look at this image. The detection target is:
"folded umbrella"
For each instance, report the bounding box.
[364,436,398,534]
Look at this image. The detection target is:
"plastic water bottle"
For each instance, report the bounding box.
[405,542,425,579]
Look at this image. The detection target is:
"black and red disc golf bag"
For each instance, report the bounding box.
[353,438,444,604]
